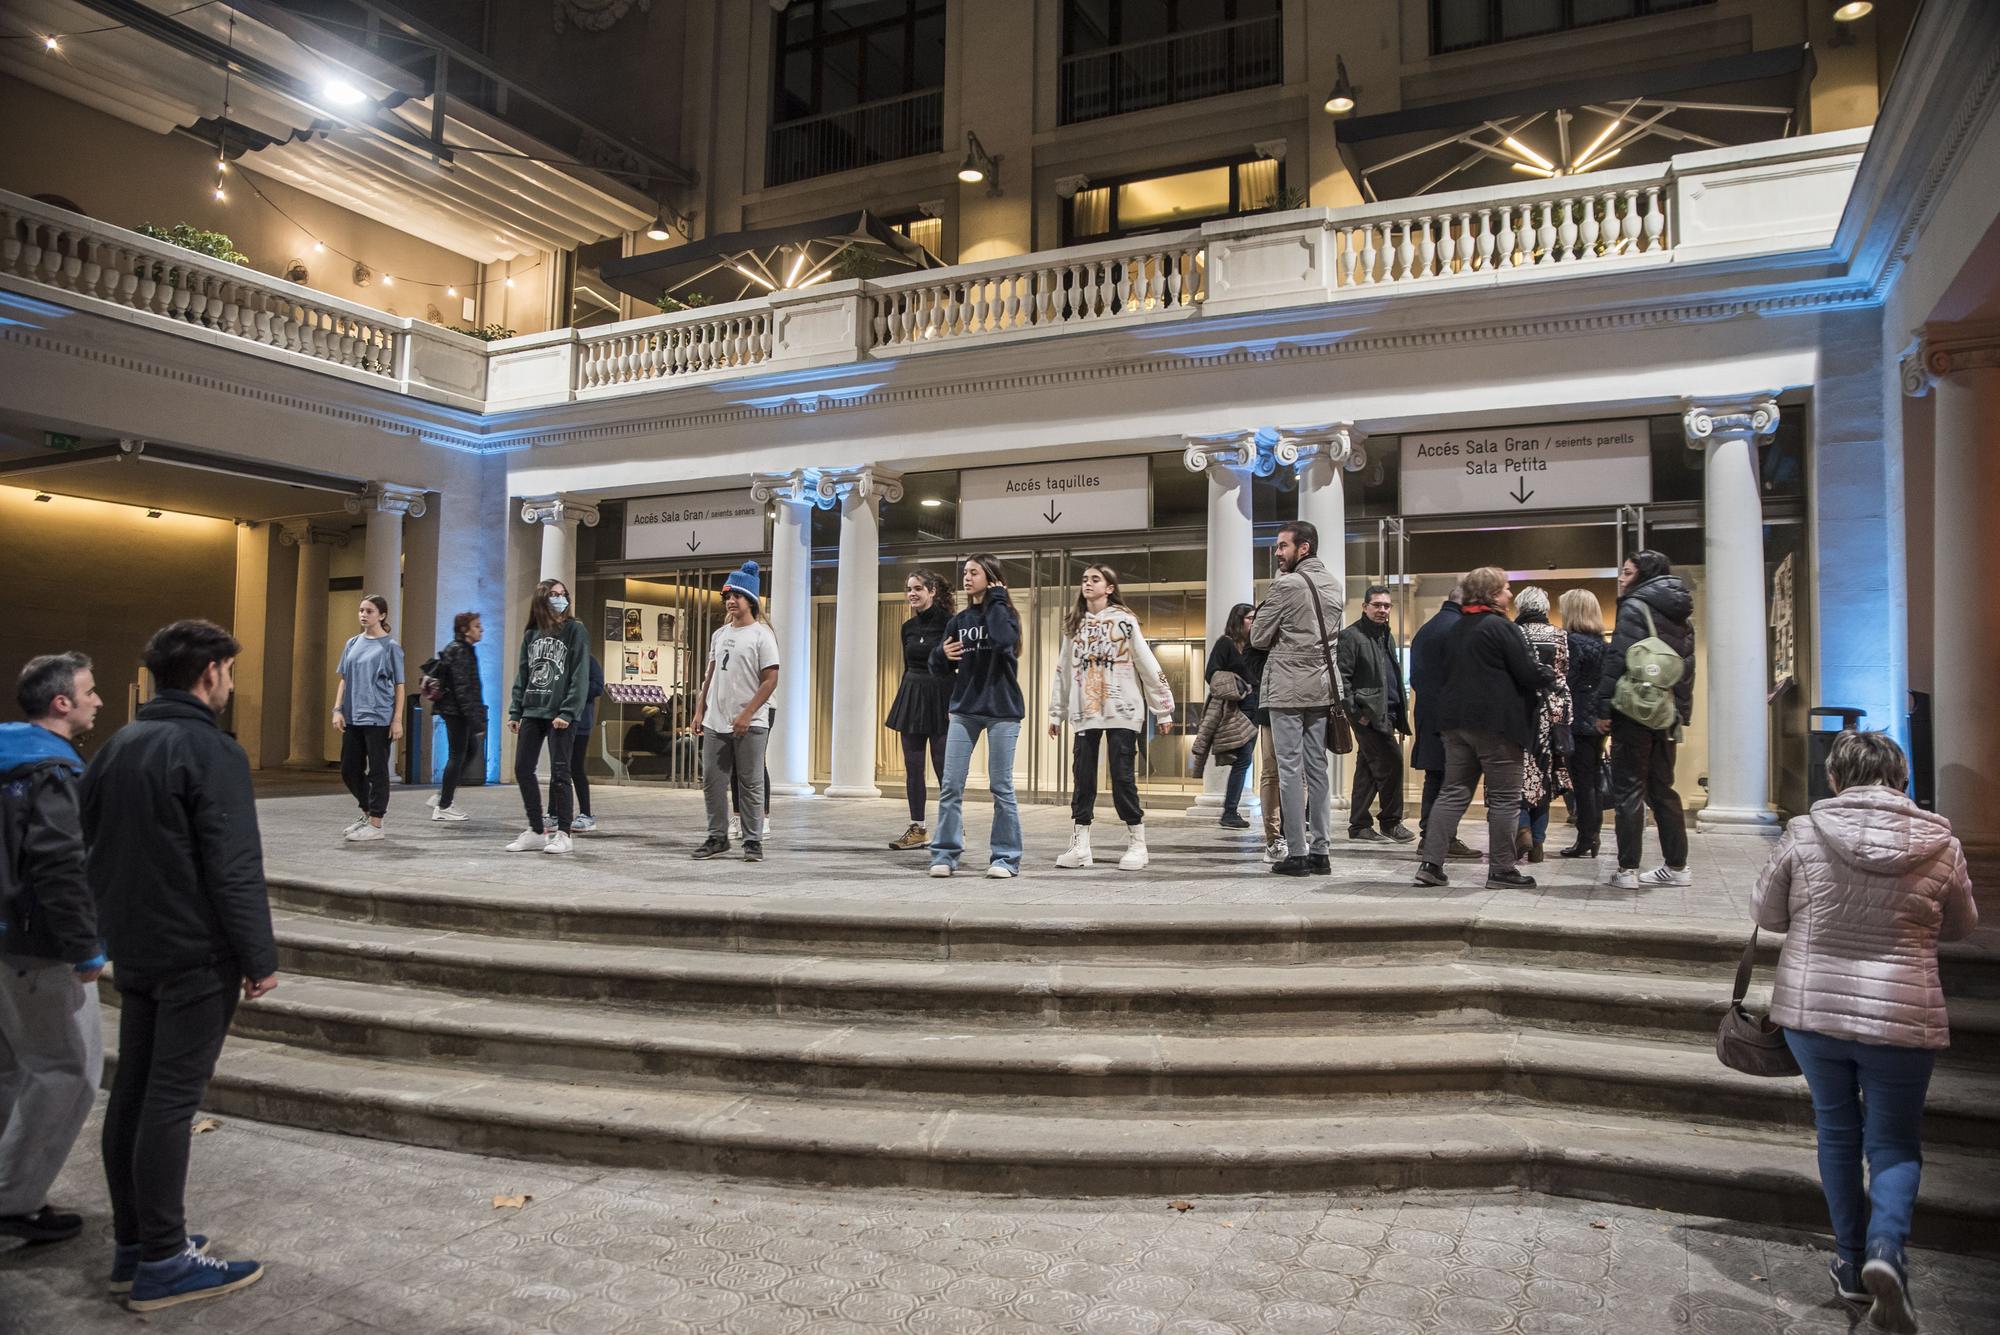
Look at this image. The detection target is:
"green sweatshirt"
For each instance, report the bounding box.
[508,617,591,723]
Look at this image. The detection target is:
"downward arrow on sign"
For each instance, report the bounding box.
[686,535,703,552]
[1043,501,1062,524]
[1509,479,1535,505]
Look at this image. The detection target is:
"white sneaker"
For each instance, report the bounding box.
[343,816,369,836]
[1263,838,1287,864]
[425,793,441,809]
[928,863,953,878]
[1643,865,1692,886]
[572,814,597,832]
[543,832,573,855]
[1118,824,1148,871]
[1055,825,1093,869]
[506,830,549,852]
[344,823,384,842]
[985,864,1016,879]
[1607,869,1639,890]
[431,806,468,822]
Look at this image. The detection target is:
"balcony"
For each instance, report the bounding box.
[765,89,946,188]
[0,129,1867,424]
[1059,13,1283,126]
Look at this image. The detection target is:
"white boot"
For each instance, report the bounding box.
[1055,824,1093,868]
[1118,824,1148,871]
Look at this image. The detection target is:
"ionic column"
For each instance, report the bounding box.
[1282,425,1362,606]
[1684,398,1780,834]
[751,471,824,796]
[826,465,903,798]
[1184,435,1258,809]
[1904,328,2000,860]
[279,521,348,768]
[519,494,600,592]
[346,482,427,634]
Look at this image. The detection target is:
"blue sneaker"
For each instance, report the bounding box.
[1828,1255,1868,1304]
[126,1241,262,1312]
[109,1234,208,1293]
[1862,1240,1918,1335]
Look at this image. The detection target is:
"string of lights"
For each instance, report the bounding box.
[0,2,222,47]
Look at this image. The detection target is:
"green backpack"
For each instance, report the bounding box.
[1611,602,1684,731]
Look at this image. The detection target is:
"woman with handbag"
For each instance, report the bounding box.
[1750,731,1977,1331]
[1510,586,1571,864]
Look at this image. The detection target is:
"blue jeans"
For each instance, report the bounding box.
[1784,1028,1935,1265]
[931,715,1022,873]
[1222,732,1255,817]
[1518,799,1550,842]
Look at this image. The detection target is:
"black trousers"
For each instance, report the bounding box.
[900,731,948,823]
[1610,714,1688,870]
[339,723,392,818]
[102,964,239,1260]
[1349,727,1406,833]
[439,715,472,809]
[1071,728,1142,826]
[568,725,593,818]
[513,717,573,835]
[1569,732,1607,846]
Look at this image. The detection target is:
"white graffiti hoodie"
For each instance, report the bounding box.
[1047,606,1176,733]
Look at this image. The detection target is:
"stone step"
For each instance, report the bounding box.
[218,974,2000,1148]
[266,873,2000,992]
[109,1025,2000,1252]
[265,911,2000,1060]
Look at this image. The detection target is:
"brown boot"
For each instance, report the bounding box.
[1515,828,1534,861]
[1529,840,1546,864]
[889,823,929,851]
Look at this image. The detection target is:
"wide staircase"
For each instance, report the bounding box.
[103,872,2000,1247]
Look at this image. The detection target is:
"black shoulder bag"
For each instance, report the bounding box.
[1715,928,1801,1077]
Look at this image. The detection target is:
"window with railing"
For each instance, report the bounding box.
[767,0,947,187]
[1431,0,1714,55]
[1064,155,1284,244]
[1060,0,1283,126]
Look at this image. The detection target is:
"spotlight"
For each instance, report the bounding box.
[645,215,673,242]
[1323,55,1357,115]
[958,131,1001,195]
[33,493,52,502]
[323,78,366,106]
[1833,2,1873,19]
[146,509,162,518]
[920,498,943,508]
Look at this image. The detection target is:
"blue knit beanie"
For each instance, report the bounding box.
[722,560,762,609]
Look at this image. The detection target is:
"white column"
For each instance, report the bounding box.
[347,482,427,634]
[826,466,903,798]
[1905,330,2000,860]
[520,494,600,591]
[1184,437,1257,809]
[1684,399,1780,834]
[752,472,820,796]
[279,521,346,768]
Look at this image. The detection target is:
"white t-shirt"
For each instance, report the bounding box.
[704,620,781,732]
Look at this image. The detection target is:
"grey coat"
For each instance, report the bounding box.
[1248,556,1345,710]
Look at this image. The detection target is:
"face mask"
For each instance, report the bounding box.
[549,595,570,614]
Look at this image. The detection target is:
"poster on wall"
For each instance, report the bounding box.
[603,600,684,687]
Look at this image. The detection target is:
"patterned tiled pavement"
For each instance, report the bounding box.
[7,1107,1998,1335]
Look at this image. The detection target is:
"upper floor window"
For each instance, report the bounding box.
[768,0,947,187]
[1064,155,1282,244]
[1431,0,1714,55]
[1060,0,1283,127]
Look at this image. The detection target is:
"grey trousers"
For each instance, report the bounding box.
[703,727,769,842]
[1418,728,1525,872]
[0,958,103,1215]
[1270,708,1333,857]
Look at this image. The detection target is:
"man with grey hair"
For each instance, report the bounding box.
[0,651,105,1244]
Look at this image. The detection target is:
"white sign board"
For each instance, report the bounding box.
[625,489,766,560]
[1399,419,1651,516]
[957,456,1150,541]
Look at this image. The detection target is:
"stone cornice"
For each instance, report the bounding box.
[1682,397,1781,448]
[519,494,603,527]
[1901,322,2000,397]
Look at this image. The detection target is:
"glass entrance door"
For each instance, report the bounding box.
[578,563,739,787]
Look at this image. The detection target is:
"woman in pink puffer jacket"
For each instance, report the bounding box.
[1751,731,1978,1333]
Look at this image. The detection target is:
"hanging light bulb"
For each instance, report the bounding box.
[313,240,325,254]
[43,35,60,52]
[504,276,515,288]
[447,285,457,297]
[382,274,394,287]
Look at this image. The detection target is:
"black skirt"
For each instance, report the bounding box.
[886,671,951,736]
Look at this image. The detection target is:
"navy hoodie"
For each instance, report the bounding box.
[930,586,1024,719]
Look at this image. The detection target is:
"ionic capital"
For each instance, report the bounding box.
[1186,424,1367,479]
[346,481,428,519]
[750,470,830,510]
[1902,323,2000,398]
[1275,423,1367,476]
[278,520,350,548]
[1183,431,1259,476]
[519,494,602,528]
[1682,397,1780,450]
[773,464,904,509]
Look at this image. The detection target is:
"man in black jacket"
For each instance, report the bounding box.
[1407,587,1480,859]
[1594,551,1697,889]
[0,652,105,1245]
[82,620,275,1312]
[1415,567,1553,889]
[1336,585,1413,843]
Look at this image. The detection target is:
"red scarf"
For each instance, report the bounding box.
[1461,602,1498,615]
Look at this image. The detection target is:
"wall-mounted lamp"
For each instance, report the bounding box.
[958,131,1002,197]
[1832,2,1874,20]
[1323,55,1357,115]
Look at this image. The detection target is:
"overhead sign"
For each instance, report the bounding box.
[957,456,1150,541]
[1399,418,1652,516]
[625,489,765,560]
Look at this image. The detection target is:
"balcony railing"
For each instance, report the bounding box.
[765,88,945,188]
[1060,13,1283,126]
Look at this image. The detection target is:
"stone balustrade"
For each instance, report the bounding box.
[576,303,776,392]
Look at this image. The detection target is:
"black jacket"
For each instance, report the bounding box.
[1408,600,1462,770]
[578,655,606,733]
[1565,630,1607,732]
[1597,575,1696,726]
[80,691,278,979]
[432,637,486,723]
[1434,608,1553,752]
[1204,635,1262,723]
[931,587,1025,719]
[900,604,950,679]
[0,724,98,965]
[1336,619,1408,736]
